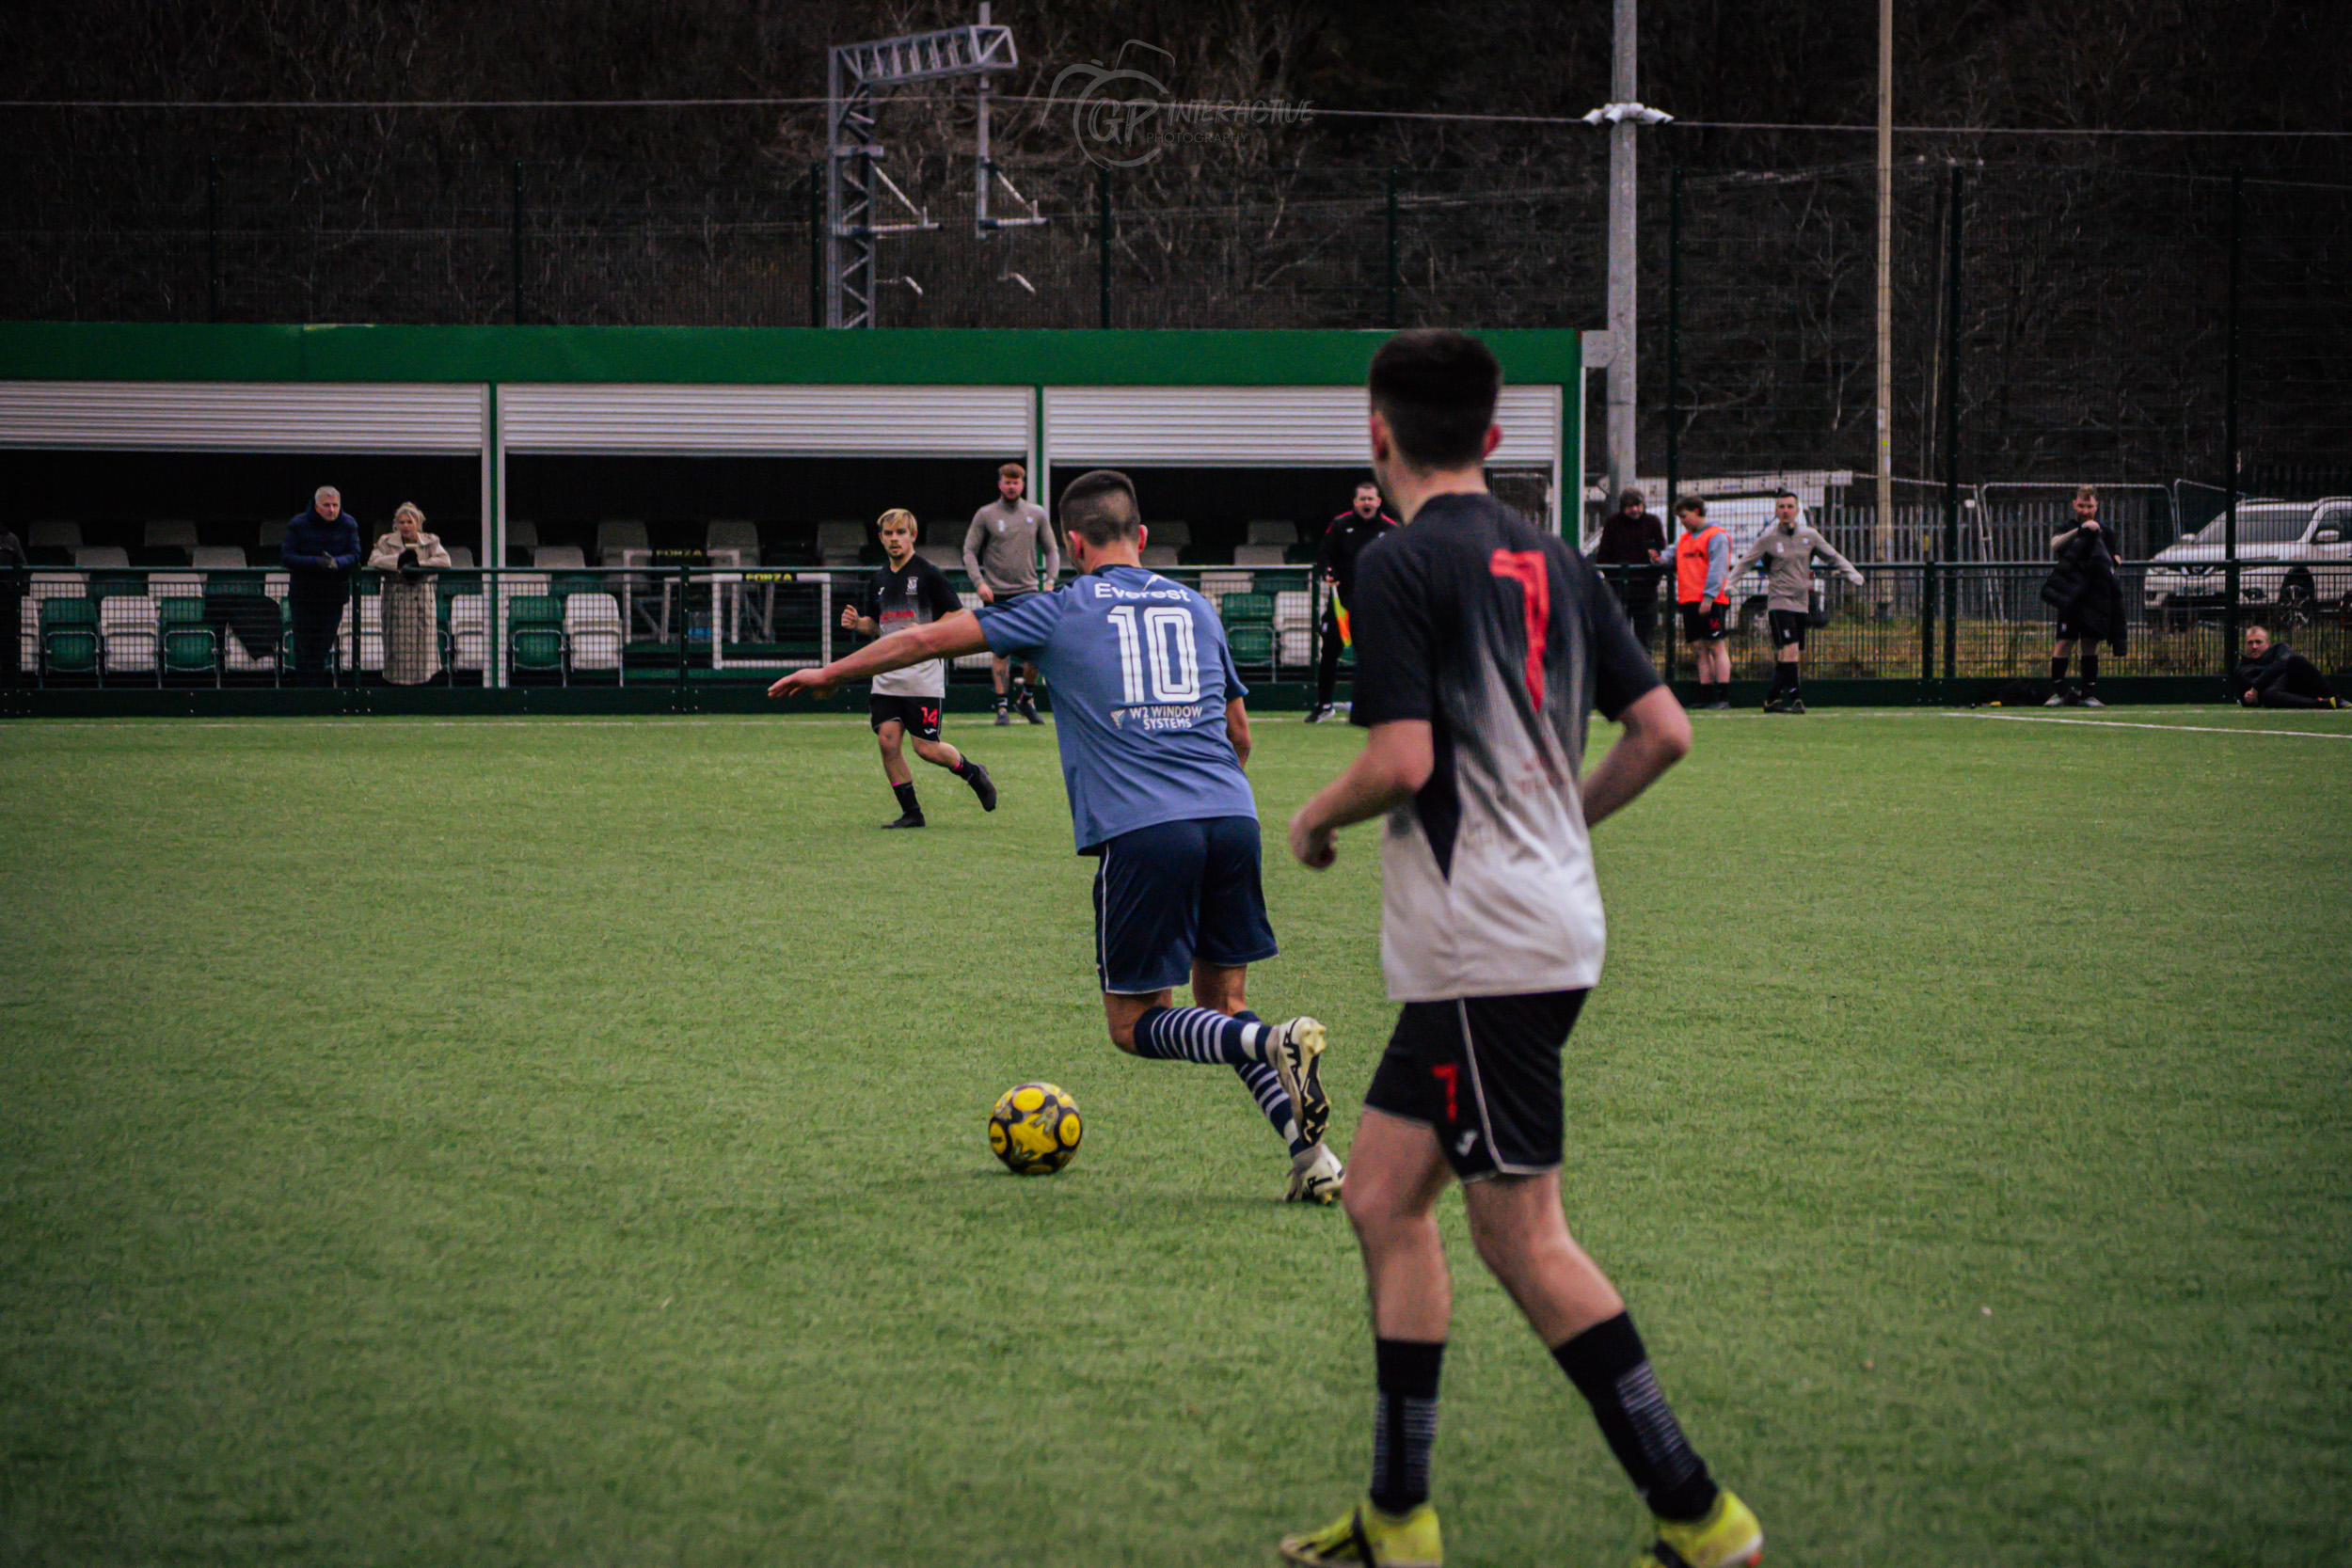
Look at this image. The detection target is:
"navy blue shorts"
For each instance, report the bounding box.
[1090,816,1279,995]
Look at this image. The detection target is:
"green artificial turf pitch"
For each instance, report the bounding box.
[2,707,2348,1566]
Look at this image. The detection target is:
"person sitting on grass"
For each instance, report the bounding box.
[834,509,997,829]
[2229,624,2347,709]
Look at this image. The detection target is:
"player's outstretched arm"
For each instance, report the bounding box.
[1286,719,1432,869]
[768,610,991,699]
[1580,685,1692,828]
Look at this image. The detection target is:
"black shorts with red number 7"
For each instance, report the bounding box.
[1363,990,1589,1181]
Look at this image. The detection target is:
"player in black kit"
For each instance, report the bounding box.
[840,510,998,828]
[1305,479,1400,722]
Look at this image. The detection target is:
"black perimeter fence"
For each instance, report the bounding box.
[6,150,2350,689]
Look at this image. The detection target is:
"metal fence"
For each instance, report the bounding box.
[12,560,2345,698]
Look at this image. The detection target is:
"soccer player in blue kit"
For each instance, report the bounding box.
[769,468,1344,1203]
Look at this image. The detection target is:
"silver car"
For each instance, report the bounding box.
[2143,498,2352,622]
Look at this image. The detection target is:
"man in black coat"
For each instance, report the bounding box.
[1588,487,1668,652]
[2040,485,2125,706]
[1305,478,1398,722]
[0,523,24,689]
[2229,625,2344,708]
[281,486,361,687]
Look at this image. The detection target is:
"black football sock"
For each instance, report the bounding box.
[1553,1312,1719,1523]
[2080,651,2099,693]
[950,755,978,780]
[993,691,1009,710]
[2050,656,2069,685]
[1371,1338,1444,1516]
[891,781,921,818]
[1787,666,1803,701]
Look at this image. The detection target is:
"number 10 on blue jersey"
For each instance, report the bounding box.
[1107,604,1203,705]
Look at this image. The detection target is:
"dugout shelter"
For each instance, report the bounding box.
[0,324,1585,714]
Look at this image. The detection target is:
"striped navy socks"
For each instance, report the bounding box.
[1131,1006,1266,1066]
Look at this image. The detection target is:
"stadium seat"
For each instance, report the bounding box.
[189,546,247,570]
[26,521,80,551]
[444,546,475,569]
[507,595,567,682]
[1147,520,1191,549]
[449,595,489,673]
[1227,625,1277,664]
[1279,629,1314,667]
[564,592,625,677]
[1232,545,1289,567]
[1246,519,1296,546]
[815,521,867,565]
[157,595,219,684]
[1197,570,1254,604]
[532,545,587,571]
[39,597,100,684]
[72,546,130,569]
[917,544,962,570]
[1274,591,1312,631]
[505,518,539,568]
[1139,546,1180,567]
[145,520,199,550]
[596,520,650,566]
[357,596,384,673]
[1219,591,1275,627]
[707,520,761,568]
[255,516,286,556]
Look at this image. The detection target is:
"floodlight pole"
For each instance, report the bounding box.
[1606,0,1638,510]
[1874,0,1895,584]
[826,19,1018,327]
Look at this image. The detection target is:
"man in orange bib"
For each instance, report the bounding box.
[1673,498,1733,708]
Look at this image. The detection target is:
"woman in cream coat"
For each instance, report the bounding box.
[367,503,453,685]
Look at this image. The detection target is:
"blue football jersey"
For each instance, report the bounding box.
[976,564,1257,852]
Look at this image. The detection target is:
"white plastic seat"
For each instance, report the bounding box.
[264,573,289,601]
[450,595,489,671]
[256,517,286,549]
[1232,545,1288,567]
[917,544,962,570]
[1147,520,1190,548]
[1246,519,1295,546]
[596,520,649,564]
[148,573,204,601]
[190,546,247,570]
[1274,591,1312,630]
[815,521,869,566]
[705,520,761,568]
[1279,628,1315,666]
[73,546,130,568]
[358,597,385,672]
[99,595,159,675]
[1198,570,1254,599]
[1139,546,1180,567]
[444,546,476,569]
[953,649,994,672]
[145,520,199,549]
[564,593,625,673]
[532,545,587,570]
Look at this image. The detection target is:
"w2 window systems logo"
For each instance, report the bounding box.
[1050,41,1311,168]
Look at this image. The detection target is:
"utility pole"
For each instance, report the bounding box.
[1874,0,1895,579]
[1606,0,1638,510]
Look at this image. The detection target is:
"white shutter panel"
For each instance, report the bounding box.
[500,385,1030,456]
[1044,385,1559,467]
[0,382,484,452]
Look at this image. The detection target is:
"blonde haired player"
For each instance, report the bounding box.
[833,510,997,829]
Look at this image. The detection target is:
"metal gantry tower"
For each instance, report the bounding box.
[826,16,1029,328]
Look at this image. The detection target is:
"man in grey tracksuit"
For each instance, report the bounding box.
[1726,491,1865,714]
[963,461,1060,723]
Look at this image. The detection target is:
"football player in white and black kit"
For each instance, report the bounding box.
[1280,330,1761,1568]
[844,510,997,829]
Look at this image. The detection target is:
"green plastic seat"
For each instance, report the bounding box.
[1219,592,1276,627]
[40,596,100,681]
[158,596,220,681]
[1227,625,1277,663]
[507,595,569,681]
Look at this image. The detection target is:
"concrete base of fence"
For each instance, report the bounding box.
[0,675,2251,719]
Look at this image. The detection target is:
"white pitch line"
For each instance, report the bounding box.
[1947,711,2352,740]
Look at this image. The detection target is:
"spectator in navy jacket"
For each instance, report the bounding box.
[282,486,361,686]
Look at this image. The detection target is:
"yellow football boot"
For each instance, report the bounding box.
[1279,1497,1440,1567]
[1634,1488,1762,1567]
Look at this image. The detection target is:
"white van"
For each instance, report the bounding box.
[2143,499,2352,621]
